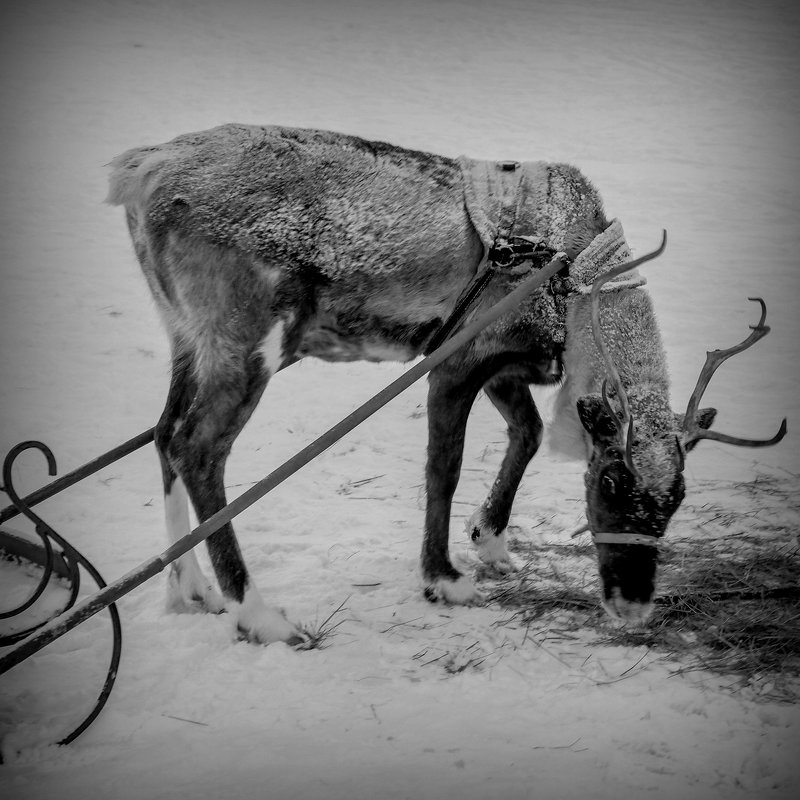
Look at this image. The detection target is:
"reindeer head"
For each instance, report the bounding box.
[578,236,786,626]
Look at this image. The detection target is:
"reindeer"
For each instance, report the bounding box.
[107,124,785,644]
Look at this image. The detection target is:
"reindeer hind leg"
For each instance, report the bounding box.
[165,326,305,646]
[157,349,226,615]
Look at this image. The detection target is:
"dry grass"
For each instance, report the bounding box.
[488,471,800,701]
[297,597,352,650]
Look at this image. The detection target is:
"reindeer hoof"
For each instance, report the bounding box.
[235,613,307,647]
[424,575,485,606]
[233,587,307,646]
[236,622,308,648]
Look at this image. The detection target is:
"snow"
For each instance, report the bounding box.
[1,0,799,797]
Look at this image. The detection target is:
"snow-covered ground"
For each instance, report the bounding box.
[1,0,798,797]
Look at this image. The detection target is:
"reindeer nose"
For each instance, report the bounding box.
[602,587,654,627]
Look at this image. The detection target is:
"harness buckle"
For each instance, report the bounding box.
[488,236,562,271]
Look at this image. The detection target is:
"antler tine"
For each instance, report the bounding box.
[589,230,668,297]
[683,297,788,448]
[600,380,640,478]
[689,419,788,449]
[624,416,640,480]
[590,231,668,436]
[601,378,625,431]
[675,435,685,473]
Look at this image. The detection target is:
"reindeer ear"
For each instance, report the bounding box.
[577,395,619,444]
[675,407,717,452]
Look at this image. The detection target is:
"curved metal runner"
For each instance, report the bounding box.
[0,432,153,749]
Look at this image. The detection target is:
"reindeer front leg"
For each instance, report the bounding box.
[467,377,542,573]
[421,366,484,604]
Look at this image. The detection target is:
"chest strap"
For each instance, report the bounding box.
[424,161,557,355]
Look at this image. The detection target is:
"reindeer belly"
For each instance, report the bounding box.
[295,264,471,363]
[297,309,441,363]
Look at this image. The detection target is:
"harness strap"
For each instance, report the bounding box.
[592,532,660,547]
[424,161,528,356]
[494,160,524,241]
[423,267,498,355]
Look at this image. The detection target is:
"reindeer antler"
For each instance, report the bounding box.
[682,297,787,449]
[589,231,668,476]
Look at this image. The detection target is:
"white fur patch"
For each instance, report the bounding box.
[475,532,518,574]
[164,476,225,614]
[257,320,286,377]
[466,509,519,574]
[359,342,415,362]
[165,474,191,544]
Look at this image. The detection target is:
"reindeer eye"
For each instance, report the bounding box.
[601,474,617,497]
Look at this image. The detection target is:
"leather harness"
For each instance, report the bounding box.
[424,161,567,356]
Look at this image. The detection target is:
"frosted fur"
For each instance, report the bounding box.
[107,125,622,370]
[108,124,473,280]
[109,127,608,283]
[109,126,614,322]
